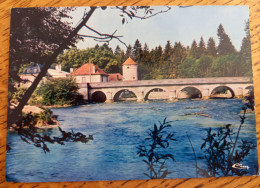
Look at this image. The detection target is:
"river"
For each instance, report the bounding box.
[6,99,258,182]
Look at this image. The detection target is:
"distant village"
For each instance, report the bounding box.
[20,57,139,92]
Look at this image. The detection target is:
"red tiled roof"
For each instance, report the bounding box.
[108,73,123,82]
[71,63,108,76]
[123,57,138,65]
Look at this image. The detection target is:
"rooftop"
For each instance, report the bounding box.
[123,57,138,65]
[71,63,108,76]
[108,73,123,82]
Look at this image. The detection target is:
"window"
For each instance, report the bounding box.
[127,66,130,69]
[82,77,86,83]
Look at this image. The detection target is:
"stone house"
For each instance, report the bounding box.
[70,63,109,84]
[20,64,69,87]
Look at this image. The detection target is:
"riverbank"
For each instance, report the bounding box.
[9,104,61,130]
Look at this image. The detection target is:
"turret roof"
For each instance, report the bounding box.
[123,57,138,65]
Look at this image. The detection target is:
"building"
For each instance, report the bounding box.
[122,57,138,81]
[71,63,109,84]
[20,64,69,87]
[108,73,123,82]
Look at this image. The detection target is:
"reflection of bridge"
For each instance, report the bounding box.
[78,77,253,103]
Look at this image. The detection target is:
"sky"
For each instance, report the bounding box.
[69,6,250,51]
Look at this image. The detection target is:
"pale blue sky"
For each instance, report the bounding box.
[70,6,249,51]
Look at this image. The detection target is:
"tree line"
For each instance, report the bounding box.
[56,22,252,80]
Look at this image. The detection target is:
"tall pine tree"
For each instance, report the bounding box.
[163,40,172,60]
[114,45,122,55]
[190,40,199,59]
[207,37,217,56]
[133,39,142,62]
[126,44,133,57]
[198,37,206,57]
[240,20,252,76]
[217,24,236,55]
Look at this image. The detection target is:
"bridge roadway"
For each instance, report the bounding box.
[78,77,253,102]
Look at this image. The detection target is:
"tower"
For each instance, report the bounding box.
[122,57,138,81]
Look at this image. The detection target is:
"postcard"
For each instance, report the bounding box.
[6,6,258,182]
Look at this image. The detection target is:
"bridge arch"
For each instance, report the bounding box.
[210,86,235,98]
[113,89,137,102]
[91,91,107,103]
[177,86,202,99]
[144,88,169,100]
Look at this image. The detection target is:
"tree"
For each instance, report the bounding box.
[209,54,246,77]
[114,45,122,55]
[217,24,236,55]
[133,39,143,62]
[9,7,78,97]
[198,37,206,57]
[170,42,187,78]
[36,77,83,106]
[126,44,133,57]
[190,40,199,59]
[179,58,196,78]
[194,56,213,77]
[207,37,217,56]
[240,20,252,76]
[163,40,172,60]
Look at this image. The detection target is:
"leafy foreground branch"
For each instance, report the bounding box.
[137,117,176,179]
[8,108,93,153]
[196,90,256,177]
[16,126,93,153]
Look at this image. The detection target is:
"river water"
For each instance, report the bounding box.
[6,99,258,182]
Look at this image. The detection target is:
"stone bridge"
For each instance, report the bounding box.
[78,77,253,103]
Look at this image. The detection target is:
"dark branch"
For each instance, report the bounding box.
[114,6,171,20]
[80,25,127,48]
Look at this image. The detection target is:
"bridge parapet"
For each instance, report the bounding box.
[88,77,252,89]
[77,77,253,102]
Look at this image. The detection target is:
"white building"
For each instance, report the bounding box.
[20,64,69,87]
[71,63,109,84]
[122,57,138,81]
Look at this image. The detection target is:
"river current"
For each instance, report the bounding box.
[6,99,258,182]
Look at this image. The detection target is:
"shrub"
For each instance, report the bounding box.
[36,77,84,106]
[197,88,256,177]
[137,118,177,179]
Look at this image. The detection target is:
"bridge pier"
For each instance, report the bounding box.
[137,98,145,102]
[169,90,177,101]
[202,88,210,100]
[105,99,114,103]
[234,88,243,98]
[105,91,114,103]
[136,91,145,102]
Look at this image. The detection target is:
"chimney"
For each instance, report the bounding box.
[56,64,62,72]
[70,68,74,73]
[93,64,95,73]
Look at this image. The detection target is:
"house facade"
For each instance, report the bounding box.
[20,64,69,87]
[70,63,109,84]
